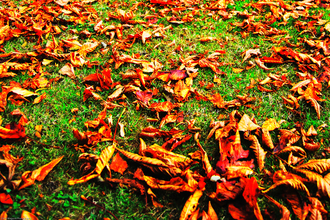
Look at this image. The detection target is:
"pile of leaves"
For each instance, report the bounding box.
[0,0,329,219]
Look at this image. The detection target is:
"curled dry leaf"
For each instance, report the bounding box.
[294,169,330,199]
[262,178,310,196]
[295,159,330,174]
[144,175,196,193]
[68,145,115,185]
[242,49,261,63]
[244,134,266,171]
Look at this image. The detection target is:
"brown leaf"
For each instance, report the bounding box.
[282,190,309,220]
[228,202,254,220]
[262,179,310,196]
[264,194,291,220]
[147,188,163,208]
[116,147,168,168]
[261,128,274,149]
[225,166,254,180]
[242,49,261,63]
[0,123,26,140]
[144,175,196,193]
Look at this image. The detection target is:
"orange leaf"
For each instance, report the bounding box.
[116,148,168,167]
[21,210,38,220]
[0,123,26,140]
[144,175,195,193]
[228,203,252,220]
[19,156,64,190]
[179,189,203,220]
[0,211,7,220]
[33,93,46,104]
[67,173,99,186]
[207,201,218,220]
[262,178,310,196]
[110,153,128,175]
[147,188,163,208]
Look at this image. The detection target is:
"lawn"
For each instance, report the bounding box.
[0,0,329,219]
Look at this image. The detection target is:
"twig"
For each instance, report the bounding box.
[112,108,126,143]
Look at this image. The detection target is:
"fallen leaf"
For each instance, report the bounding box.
[110,153,128,175]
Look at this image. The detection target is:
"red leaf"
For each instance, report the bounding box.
[110,153,128,175]
[0,193,13,205]
[169,70,188,80]
[136,90,153,104]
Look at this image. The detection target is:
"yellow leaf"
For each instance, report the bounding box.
[10,87,38,97]
[95,145,115,175]
[262,118,280,131]
[324,22,330,32]
[232,67,244,73]
[42,59,53,66]
[225,166,254,179]
[21,210,38,220]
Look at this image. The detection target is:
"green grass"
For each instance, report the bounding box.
[0,0,329,219]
